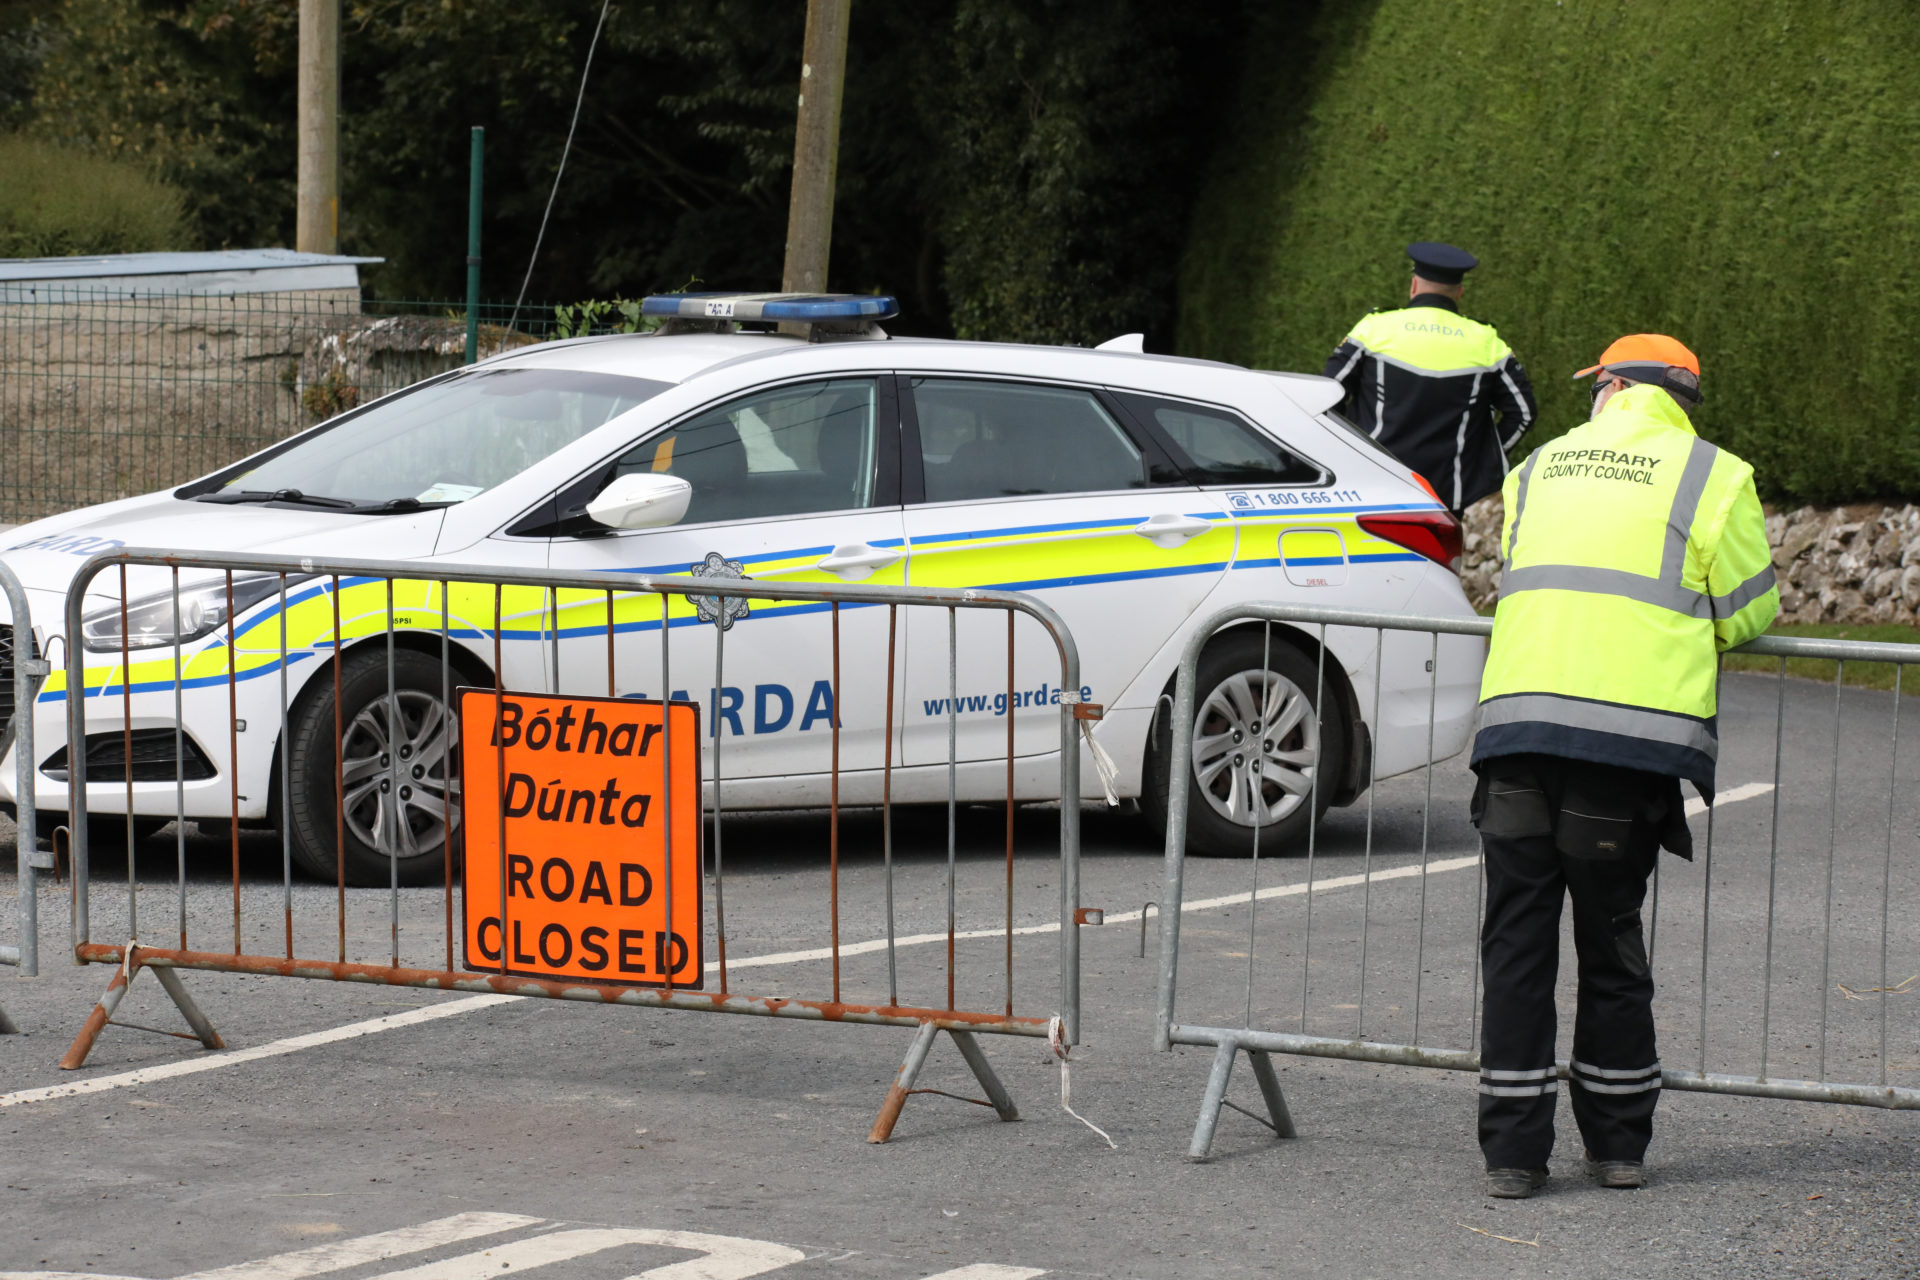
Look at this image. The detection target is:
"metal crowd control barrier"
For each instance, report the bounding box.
[52,548,1088,1142]
[2,558,54,1033]
[1155,602,1920,1160]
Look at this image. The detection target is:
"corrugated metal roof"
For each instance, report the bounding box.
[0,249,384,295]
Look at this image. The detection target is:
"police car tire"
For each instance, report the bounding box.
[1143,633,1347,859]
[285,648,460,888]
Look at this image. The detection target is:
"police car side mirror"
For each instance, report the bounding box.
[585,472,692,530]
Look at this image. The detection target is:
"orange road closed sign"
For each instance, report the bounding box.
[459,689,702,987]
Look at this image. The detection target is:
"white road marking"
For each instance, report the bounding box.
[714,853,1488,976]
[372,1228,803,1280]
[1687,780,1772,814]
[2,783,1774,1108]
[178,1214,542,1280]
[1,1219,808,1280]
[0,995,516,1108]
[717,783,1774,970]
[918,1268,1049,1279]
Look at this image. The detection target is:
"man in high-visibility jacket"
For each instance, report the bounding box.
[1470,334,1778,1198]
[1323,242,1537,513]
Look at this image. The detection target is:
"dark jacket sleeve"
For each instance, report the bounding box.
[1324,339,1366,416]
[1487,354,1538,453]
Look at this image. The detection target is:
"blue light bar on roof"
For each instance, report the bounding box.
[639,292,899,323]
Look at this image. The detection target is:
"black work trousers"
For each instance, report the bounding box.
[1473,754,1669,1170]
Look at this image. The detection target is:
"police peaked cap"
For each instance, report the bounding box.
[1406,241,1478,284]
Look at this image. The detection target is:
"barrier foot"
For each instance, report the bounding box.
[948,1029,1020,1122]
[59,947,225,1070]
[1187,1040,1296,1160]
[60,958,135,1069]
[867,1022,1020,1143]
[0,1002,18,1035]
[1246,1049,1296,1139]
[1187,1040,1239,1160]
[868,1021,941,1143]
[150,964,226,1051]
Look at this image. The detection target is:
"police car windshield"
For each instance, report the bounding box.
[204,369,670,509]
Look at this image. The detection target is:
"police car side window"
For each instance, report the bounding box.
[912,378,1152,502]
[1113,392,1325,487]
[608,378,878,526]
[518,378,880,537]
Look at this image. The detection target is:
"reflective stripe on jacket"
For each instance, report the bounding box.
[1323,295,1536,512]
[1472,384,1780,796]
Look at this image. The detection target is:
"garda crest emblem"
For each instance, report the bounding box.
[687,551,751,631]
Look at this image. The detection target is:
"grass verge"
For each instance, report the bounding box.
[1725,623,1920,694]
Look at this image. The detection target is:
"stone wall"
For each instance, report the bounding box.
[1456,495,1920,626]
[1457,497,1507,613]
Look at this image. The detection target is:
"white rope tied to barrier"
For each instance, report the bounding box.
[1048,1015,1116,1148]
[1080,721,1121,806]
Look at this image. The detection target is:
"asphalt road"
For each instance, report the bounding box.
[2,671,1917,1279]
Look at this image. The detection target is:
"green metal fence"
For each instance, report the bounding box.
[0,289,563,526]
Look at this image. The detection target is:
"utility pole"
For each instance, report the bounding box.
[464,127,484,364]
[296,0,341,254]
[780,0,852,294]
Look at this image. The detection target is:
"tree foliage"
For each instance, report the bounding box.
[1179,0,1920,504]
[30,0,299,254]
[0,0,56,129]
[922,0,1240,346]
[20,0,1245,345]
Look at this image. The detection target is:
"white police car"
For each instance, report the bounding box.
[0,293,1482,884]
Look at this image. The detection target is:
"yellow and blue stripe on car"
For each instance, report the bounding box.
[38,499,1441,701]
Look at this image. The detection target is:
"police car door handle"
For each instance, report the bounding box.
[815,543,902,581]
[1132,513,1213,549]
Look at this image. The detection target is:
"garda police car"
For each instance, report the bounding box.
[0,294,1482,885]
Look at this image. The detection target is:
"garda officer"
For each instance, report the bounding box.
[1470,334,1779,1198]
[1324,242,1537,512]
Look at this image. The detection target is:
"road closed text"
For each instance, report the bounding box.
[460,690,702,986]
[469,853,690,977]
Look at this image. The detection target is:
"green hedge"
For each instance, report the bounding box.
[1177,1,1920,505]
[0,134,190,257]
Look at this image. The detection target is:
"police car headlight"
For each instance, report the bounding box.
[81,574,306,652]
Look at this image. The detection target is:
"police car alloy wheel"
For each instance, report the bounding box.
[1147,632,1348,858]
[284,648,460,887]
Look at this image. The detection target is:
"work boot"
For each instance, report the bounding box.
[1584,1152,1646,1189]
[1485,1167,1549,1199]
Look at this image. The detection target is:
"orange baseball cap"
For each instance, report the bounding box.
[1574,333,1700,380]
[1574,333,1703,405]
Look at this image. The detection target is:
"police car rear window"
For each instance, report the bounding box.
[912,379,1154,501]
[1111,393,1324,487]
